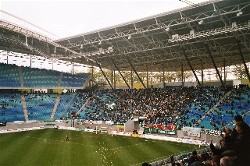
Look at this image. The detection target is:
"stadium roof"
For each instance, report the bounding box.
[1,0,250,72]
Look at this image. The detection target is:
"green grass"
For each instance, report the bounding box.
[0,129,198,166]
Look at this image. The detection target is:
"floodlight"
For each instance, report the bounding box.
[237,11,243,17]
[232,22,237,28]
[198,20,203,25]
[107,46,113,53]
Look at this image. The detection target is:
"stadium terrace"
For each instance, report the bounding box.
[0,0,250,166]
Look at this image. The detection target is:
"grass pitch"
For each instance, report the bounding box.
[0,129,198,166]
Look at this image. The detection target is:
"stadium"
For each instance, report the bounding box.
[0,0,250,165]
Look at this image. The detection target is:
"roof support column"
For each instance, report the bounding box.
[223,59,226,86]
[71,62,74,75]
[162,68,165,88]
[131,68,133,89]
[181,47,201,86]
[127,58,146,89]
[29,55,32,68]
[111,59,130,89]
[88,66,94,88]
[201,60,204,87]
[113,70,116,89]
[236,39,250,82]
[181,63,184,88]
[47,43,50,54]
[146,66,149,88]
[51,59,54,70]
[25,36,28,46]
[205,44,225,88]
[110,70,114,88]
[31,38,34,54]
[96,61,113,90]
[91,66,94,88]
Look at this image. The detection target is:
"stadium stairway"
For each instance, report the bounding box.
[18,66,24,88]
[57,73,63,87]
[49,94,61,121]
[76,97,91,115]
[21,94,29,121]
[57,93,77,119]
[197,90,232,125]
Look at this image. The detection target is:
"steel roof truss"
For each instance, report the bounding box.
[236,39,250,82]
[205,43,225,88]
[127,57,146,88]
[111,58,130,89]
[181,46,201,86]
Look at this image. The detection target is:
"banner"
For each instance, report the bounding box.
[143,128,177,135]
[182,127,201,137]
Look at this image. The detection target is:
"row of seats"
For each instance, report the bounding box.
[0,63,90,88]
[0,93,24,122]
[0,64,21,87]
[0,86,249,130]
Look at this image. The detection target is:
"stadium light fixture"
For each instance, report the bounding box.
[237,11,243,17]
[108,46,113,53]
[232,22,237,28]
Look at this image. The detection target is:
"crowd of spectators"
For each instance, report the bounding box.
[76,85,250,131]
[1,85,249,131]
[1,85,250,166]
[180,115,250,166]
[148,115,250,166]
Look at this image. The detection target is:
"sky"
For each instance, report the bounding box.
[0,0,207,39]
